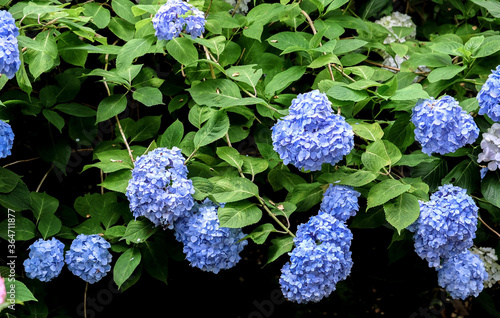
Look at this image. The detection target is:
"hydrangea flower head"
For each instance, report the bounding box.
[478,123,500,171]
[65,234,112,284]
[0,11,18,38]
[471,246,500,288]
[0,276,5,305]
[280,213,353,303]
[126,147,195,229]
[0,120,14,159]
[411,96,479,155]
[478,65,500,122]
[0,34,20,79]
[319,184,360,222]
[271,90,354,172]
[413,184,479,268]
[23,238,65,282]
[173,199,247,274]
[152,0,205,40]
[374,11,416,44]
[437,250,488,299]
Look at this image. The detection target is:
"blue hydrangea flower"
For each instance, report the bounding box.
[65,234,112,284]
[478,65,500,122]
[280,213,353,303]
[152,0,206,41]
[437,250,488,300]
[319,184,360,222]
[0,34,20,79]
[413,184,479,268]
[23,238,65,282]
[0,11,18,38]
[126,147,195,229]
[0,120,14,159]
[271,90,354,172]
[173,199,247,274]
[411,96,479,155]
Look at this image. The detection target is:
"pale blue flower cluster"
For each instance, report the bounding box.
[152,0,205,41]
[478,65,500,122]
[437,251,488,300]
[280,213,353,303]
[0,10,20,79]
[126,147,195,229]
[411,96,479,155]
[412,184,479,268]
[319,184,360,222]
[271,90,354,172]
[65,234,112,284]
[23,238,65,282]
[0,120,14,159]
[173,199,247,274]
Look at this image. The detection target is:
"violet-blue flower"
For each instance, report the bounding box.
[126,147,195,229]
[280,213,353,303]
[152,0,205,41]
[319,184,360,222]
[478,65,500,122]
[0,11,18,38]
[271,90,354,172]
[23,238,65,282]
[413,184,479,268]
[0,34,20,80]
[411,96,479,155]
[173,199,247,274]
[65,234,112,284]
[0,120,14,159]
[437,250,488,300]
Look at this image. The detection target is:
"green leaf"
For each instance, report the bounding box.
[84,3,111,29]
[193,110,230,149]
[264,66,307,96]
[188,79,265,108]
[411,158,448,192]
[42,109,65,133]
[327,84,368,102]
[122,219,158,244]
[158,119,184,148]
[188,104,217,129]
[108,17,135,41]
[267,235,294,264]
[361,140,401,172]
[112,0,140,23]
[98,169,132,194]
[128,116,162,143]
[243,223,277,244]
[383,193,420,234]
[84,149,134,173]
[0,180,32,212]
[38,214,62,239]
[114,247,142,289]
[217,147,244,170]
[96,94,127,123]
[391,83,430,101]
[481,171,500,209]
[395,151,438,167]
[473,37,500,58]
[13,280,38,303]
[285,182,323,211]
[0,167,20,193]
[166,37,198,66]
[441,160,479,194]
[30,192,59,222]
[27,30,58,79]
[241,156,269,179]
[210,177,259,203]
[309,54,341,69]
[218,200,263,228]
[427,65,466,83]
[0,216,36,241]
[318,168,378,187]
[226,64,263,95]
[333,39,367,55]
[347,120,383,141]
[142,240,169,284]
[267,31,309,51]
[367,179,412,210]
[116,36,154,71]
[53,103,96,117]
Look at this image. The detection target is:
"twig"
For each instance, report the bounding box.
[115,115,134,163]
[3,157,40,168]
[84,282,88,318]
[232,0,243,17]
[365,59,400,72]
[300,10,335,81]
[36,164,54,193]
[257,195,296,238]
[478,216,500,239]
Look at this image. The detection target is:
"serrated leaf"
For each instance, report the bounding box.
[383,193,420,234]
[218,200,262,228]
[166,37,198,66]
[122,219,158,243]
[217,147,243,170]
[38,214,62,239]
[367,179,411,210]
[96,94,127,123]
[114,247,141,289]
[267,235,294,264]
[243,223,276,244]
[193,110,230,149]
[158,119,184,148]
[210,177,259,203]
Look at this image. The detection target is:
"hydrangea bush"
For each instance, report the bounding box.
[0,0,499,316]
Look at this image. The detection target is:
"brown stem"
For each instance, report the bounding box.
[478,216,500,239]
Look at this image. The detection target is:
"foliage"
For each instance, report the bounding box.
[0,0,499,316]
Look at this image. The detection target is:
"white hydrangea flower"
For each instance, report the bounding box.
[471,246,500,288]
[224,0,251,15]
[478,123,500,171]
[374,11,416,44]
